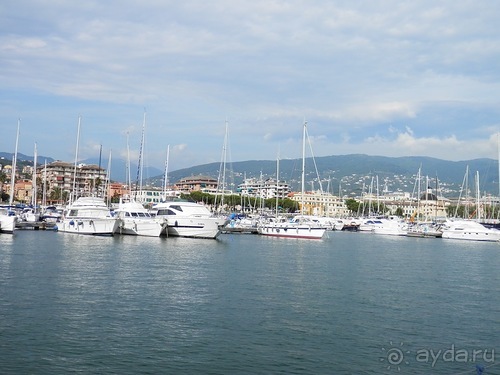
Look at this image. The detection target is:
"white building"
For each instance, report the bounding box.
[237,178,290,199]
[289,190,350,217]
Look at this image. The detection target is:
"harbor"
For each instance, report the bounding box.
[1,230,498,374]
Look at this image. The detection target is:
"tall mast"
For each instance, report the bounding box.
[71,116,81,204]
[32,142,38,207]
[476,170,480,220]
[135,111,146,199]
[105,150,112,206]
[126,131,131,195]
[301,120,306,216]
[275,148,280,219]
[497,132,500,218]
[42,160,47,207]
[9,119,20,206]
[162,145,170,197]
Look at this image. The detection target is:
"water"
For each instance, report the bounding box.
[0,231,498,374]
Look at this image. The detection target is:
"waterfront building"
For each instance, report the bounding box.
[289,190,350,217]
[36,161,107,204]
[237,178,290,199]
[174,175,218,194]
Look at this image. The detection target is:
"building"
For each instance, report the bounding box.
[174,175,218,193]
[289,190,350,217]
[237,178,290,199]
[360,188,450,219]
[36,161,107,204]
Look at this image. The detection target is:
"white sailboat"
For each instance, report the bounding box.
[258,121,326,239]
[115,123,167,237]
[115,197,167,237]
[22,142,41,222]
[441,170,500,242]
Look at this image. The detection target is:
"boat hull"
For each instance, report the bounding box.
[58,218,120,236]
[0,216,17,233]
[166,218,224,239]
[118,219,166,237]
[258,224,326,239]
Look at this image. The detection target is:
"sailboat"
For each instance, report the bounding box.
[22,142,41,222]
[257,121,326,239]
[115,122,167,237]
[440,170,500,242]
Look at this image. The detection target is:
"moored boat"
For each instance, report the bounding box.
[257,215,326,239]
[0,206,17,233]
[115,198,166,237]
[153,200,226,239]
[440,219,500,242]
[58,197,120,236]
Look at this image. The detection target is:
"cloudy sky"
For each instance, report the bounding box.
[1,1,500,171]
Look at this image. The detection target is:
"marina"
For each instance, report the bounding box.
[0,230,498,374]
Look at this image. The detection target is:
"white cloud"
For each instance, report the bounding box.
[1,0,500,169]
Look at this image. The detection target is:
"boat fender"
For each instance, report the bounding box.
[78,221,83,226]
[69,220,75,226]
[89,220,94,226]
[175,221,178,227]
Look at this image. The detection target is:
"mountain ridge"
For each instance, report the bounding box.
[1,152,498,195]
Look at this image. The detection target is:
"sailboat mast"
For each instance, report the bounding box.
[476,170,480,220]
[32,142,37,207]
[126,132,131,195]
[301,120,306,216]
[105,150,112,206]
[162,145,170,197]
[275,149,280,219]
[221,119,228,208]
[42,160,47,207]
[135,111,146,199]
[71,116,81,204]
[498,132,500,215]
[9,119,20,206]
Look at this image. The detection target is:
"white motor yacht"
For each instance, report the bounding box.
[0,206,17,233]
[58,197,120,236]
[153,200,226,239]
[440,219,500,242]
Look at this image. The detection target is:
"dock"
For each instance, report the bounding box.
[16,222,58,231]
[221,227,259,234]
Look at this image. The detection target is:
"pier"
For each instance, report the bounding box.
[16,222,58,231]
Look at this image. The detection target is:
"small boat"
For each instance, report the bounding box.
[153,200,227,239]
[115,198,167,237]
[0,206,17,233]
[58,197,120,236]
[41,206,63,223]
[20,207,40,223]
[257,215,326,239]
[406,222,443,238]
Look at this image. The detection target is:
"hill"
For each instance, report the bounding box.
[1,152,498,196]
[157,154,499,196]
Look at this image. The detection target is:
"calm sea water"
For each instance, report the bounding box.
[0,230,498,374]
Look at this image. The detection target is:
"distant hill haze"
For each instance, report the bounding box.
[1,152,498,196]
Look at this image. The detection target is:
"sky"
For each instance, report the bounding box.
[1,1,500,172]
